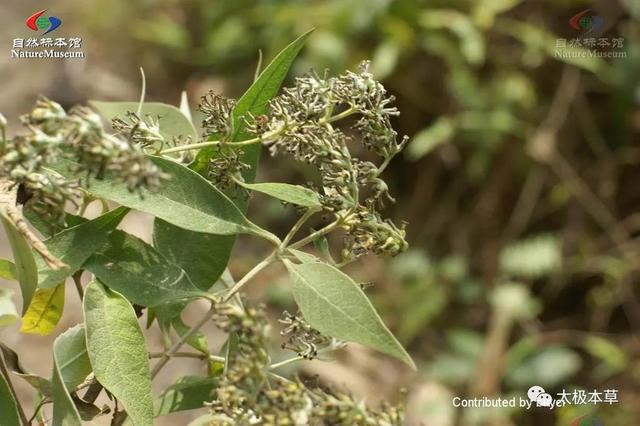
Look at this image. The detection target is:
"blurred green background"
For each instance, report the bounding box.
[1,0,639,425]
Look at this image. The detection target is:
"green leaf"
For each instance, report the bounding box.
[52,327,83,426]
[236,181,322,208]
[85,230,207,307]
[83,281,153,425]
[0,258,16,280]
[153,219,230,291]
[162,31,312,299]
[193,29,313,179]
[0,371,21,426]
[283,260,416,369]
[54,325,92,390]
[37,207,129,289]
[154,376,218,417]
[50,157,278,244]
[0,343,52,397]
[90,101,198,143]
[20,284,65,335]
[0,213,37,314]
[0,288,19,327]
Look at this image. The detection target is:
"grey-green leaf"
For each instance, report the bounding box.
[52,328,83,426]
[50,157,278,244]
[154,376,218,417]
[0,371,21,426]
[37,207,129,289]
[153,219,230,291]
[83,281,153,425]
[54,325,92,390]
[90,101,198,143]
[0,213,37,314]
[236,182,321,208]
[284,260,416,369]
[85,230,206,307]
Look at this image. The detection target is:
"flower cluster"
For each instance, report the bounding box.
[0,97,169,224]
[199,91,236,137]
[279,310,338,360]
[208,302,404,425]
[259,62,408,259]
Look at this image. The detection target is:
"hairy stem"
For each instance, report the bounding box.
[222,252,277,303]
[150,303,217,379]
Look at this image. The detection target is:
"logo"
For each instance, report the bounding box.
[569,415,604,426]
[25,10,62,35]
[569,9,604,35]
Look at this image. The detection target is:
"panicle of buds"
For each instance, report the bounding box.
[0,97,170,223]
[207,302,404,425]
[199,91,236,137]
[246,61,409,259]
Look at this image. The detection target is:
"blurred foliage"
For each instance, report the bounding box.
[23,0,640,424]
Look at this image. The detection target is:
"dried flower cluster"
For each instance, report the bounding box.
[0,97,168,223]
[200,62,409,260]
[208,302,404,425]
[278,310,339,359]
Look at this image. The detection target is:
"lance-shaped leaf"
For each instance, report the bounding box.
[236,181,321,208]
[36,207,129,289]
[54,325,92,390]
[90,101,198,143]
[84,230,207,307]
[0,343,52,396]
[83,281,153,425]
[0,288,19,327]
[50,157,279,244]
[154,376,218,417]
[20,283,65,335]
[52,327,83,426]
[0,372,21,426]
[0,213,37,314]
[284,260,416,369]
[158,31,313,296]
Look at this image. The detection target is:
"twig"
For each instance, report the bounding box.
[150,303,217,379]
[5,205,67,270]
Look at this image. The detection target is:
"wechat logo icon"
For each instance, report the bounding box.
[528,385,554,408]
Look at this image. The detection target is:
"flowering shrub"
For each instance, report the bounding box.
[0,32,413,425]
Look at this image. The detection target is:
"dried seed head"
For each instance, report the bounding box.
[199,91,236,137]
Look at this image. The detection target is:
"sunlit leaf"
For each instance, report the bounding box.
[20,284,65,335]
